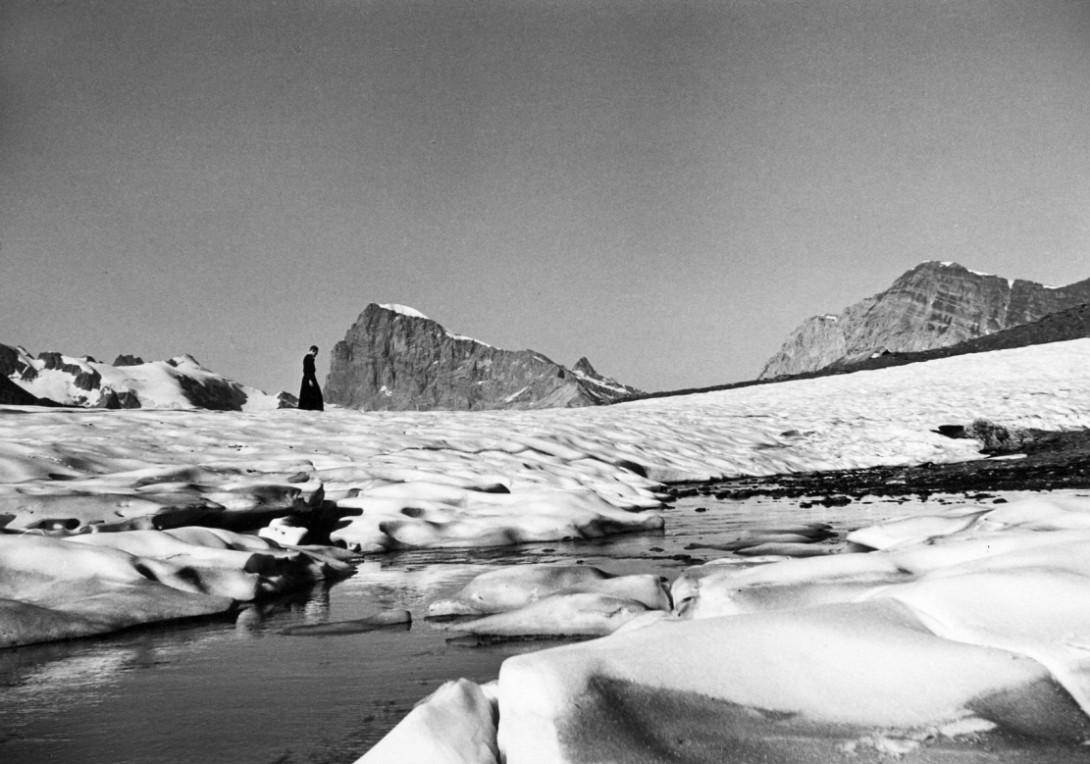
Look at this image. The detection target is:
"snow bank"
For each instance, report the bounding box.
[427,565,670,616]
[354,679,500,764]
[364,494,1090,762]
[0,528,352,648]
[378,303,429,320]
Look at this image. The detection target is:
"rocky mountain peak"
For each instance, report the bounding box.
[324,304,639,410]
[572,357,598,376]
[759,261,1090,379]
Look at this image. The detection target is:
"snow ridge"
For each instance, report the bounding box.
[378,304,430,320]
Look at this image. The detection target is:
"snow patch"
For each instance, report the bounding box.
[937,261,1010,285]
[375,304,494,347]
[503,386,530,403]
[570,368,629,395]
[447,331,492,348]
[379,304,429,320]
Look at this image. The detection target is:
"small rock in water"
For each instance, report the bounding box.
[280,609,411,636]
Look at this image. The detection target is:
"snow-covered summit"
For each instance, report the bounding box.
[378,303,429,320]
[935,260,1012,287]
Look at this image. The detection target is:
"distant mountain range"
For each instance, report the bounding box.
[7,262,1086,412]
[324,304,641,410]
[760,261,1090,379]
[0,344,286,411]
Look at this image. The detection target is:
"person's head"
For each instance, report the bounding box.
[309,345,319,355]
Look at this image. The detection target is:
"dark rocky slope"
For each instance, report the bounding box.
[673,426,1090,503]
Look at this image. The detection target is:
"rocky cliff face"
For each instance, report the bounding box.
[760,261,1090,379]
[325,304,641,410]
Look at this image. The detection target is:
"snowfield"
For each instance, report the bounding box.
[3,339,1090,760]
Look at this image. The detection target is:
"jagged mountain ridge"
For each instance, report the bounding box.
[0,344,286,411]
[817,301,1090,376]
[324,304,641,410]
[760,261,1090,379]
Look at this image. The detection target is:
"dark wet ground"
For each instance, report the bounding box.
[672,428,1090,502]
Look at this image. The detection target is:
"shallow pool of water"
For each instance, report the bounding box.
[0,495,975,763]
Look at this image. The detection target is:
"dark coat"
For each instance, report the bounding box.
[298,353,324,411]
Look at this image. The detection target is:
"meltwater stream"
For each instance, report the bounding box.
[0,496,959,764]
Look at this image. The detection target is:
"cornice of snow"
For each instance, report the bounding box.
[378,303,430,320]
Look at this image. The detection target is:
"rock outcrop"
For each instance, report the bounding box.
[0,376,49,406]
[760,261,1090,379]
[0,345,49,405]
[325,304,641,410]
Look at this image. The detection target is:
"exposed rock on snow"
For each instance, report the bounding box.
[324,303,640,410]
[280,609,411,636]
[761,261,1090,379]
[0,375,49,406]
[0,343,280,411]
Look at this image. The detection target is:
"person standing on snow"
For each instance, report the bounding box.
[298,345,324,411]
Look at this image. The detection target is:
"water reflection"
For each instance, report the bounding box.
[233,583,333,637]
[0,495,940,764]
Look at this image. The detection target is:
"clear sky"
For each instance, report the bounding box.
[3,0,1090,396]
